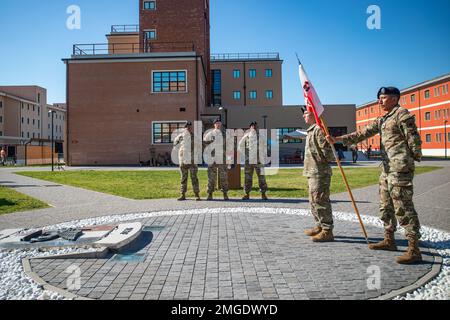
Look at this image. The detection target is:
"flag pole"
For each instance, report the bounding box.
[319,116,370,244]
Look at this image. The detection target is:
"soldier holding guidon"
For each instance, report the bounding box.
[327,87,423,264]
[302,108,336,242]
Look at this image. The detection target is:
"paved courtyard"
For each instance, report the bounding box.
[0,160,449,300]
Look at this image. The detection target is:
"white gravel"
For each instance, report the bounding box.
[0,207,448,300]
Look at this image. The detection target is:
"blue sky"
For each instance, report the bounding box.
[0,0,449,106]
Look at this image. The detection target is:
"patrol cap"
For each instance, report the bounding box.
[377,87,401,99]
[185,121,192,128]
[249,121,258,127]
[213,118,222,124]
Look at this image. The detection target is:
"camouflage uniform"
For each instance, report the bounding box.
[303,124,335,230]
[173,129,200,195]
[341,105,422,238]
[238,129,268,195]
[204,128,229,194]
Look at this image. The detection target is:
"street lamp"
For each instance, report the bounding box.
[48,110,56,172]
[445,120,448,160]
[262,115,268,129]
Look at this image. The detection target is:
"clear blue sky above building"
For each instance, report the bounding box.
[0,0,449,106]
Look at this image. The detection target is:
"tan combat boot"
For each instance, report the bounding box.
[311,229,334,242]
[177,194,186,201]
[195,193,201,201]
[368,231,398,251]
[206,193,213,201]
[223,193,229,201]
[261,193,268,201]
[242,194,250,200]
[396,236,422,264]
[304,226,322,237]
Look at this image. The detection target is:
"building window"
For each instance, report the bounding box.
[27,118,30,125]
[249,69,256,78]
[436,133,442,143]
[144,29,157,40]
[411,94,416,103]
[0,116,2,123]
[443,84,449,95]
[426,134,432,143]
[434,87,441,97]
[265,69,273,78]
[249,91,257,100]
[435,110,441,120]
[233,91,241,100]
[233,70,241,79]
[277,128,303,144]
[21,132,24,138]
[143,0,156,10]
[448,132,450,142]
[37,93,40,103]
[48,124,50,130]
[211,70,222,106]
[32,133,35,139]
[0,101,2,108]
[424,90,430,99]
[152,122,185,144]
[33,119,35,125]
[27,132,29,138]
[425,112,431,121]
[152,71,187,93]
[38,120,40,129]
[0,131,2,136]
[265,90,273,100]
[21,117,24,124]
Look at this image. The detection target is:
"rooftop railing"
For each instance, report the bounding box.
[72,41,195,56]
[211,52,280,61]
[110,24,139,33]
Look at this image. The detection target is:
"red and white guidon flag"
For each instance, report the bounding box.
[299,64,325,129]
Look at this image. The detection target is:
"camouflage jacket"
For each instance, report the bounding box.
[173,129,199,165]
[303,124,335,177]
[203,128,227,164]
[342,105,422,173]
[238,129,266,165]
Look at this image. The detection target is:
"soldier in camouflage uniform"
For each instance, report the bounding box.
[173,122,201,201]
[328,87,423,264]
[203,119,229,201]
[302,108,336,242]
[238,122,269,200]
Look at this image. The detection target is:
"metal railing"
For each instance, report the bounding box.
[73,41,195,56]
[211,52,280,61]
[111,24,139,33]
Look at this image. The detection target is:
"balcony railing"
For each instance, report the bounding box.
[110,24,139,33]
[211,52,280,61]
[72,41,196,56]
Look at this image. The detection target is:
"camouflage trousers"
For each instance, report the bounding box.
[244,164,268,195]
[308,175,333,230]
[207,164,229,194]
[180,164,200,195]
[379,171,421,238]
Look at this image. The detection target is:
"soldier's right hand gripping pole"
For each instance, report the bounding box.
[320,116,370,245]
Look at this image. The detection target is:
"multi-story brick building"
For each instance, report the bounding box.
[210,53,283,107]
[356,73,450,157]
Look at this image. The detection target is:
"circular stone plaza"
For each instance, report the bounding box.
[0,163,449,301]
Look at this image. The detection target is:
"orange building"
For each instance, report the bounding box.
[356,73,450,157]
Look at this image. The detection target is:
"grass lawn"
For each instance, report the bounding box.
[0,186,49,215]
[16,166,440,200]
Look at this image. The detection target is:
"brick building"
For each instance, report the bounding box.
[356,73,450,157]
[64,0,356,165]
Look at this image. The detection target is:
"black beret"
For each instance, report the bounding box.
[377,87,401,99]
[300,106,307,114]
[250,122,258,127]
[185,121,192,127]
[213,118,222,124]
